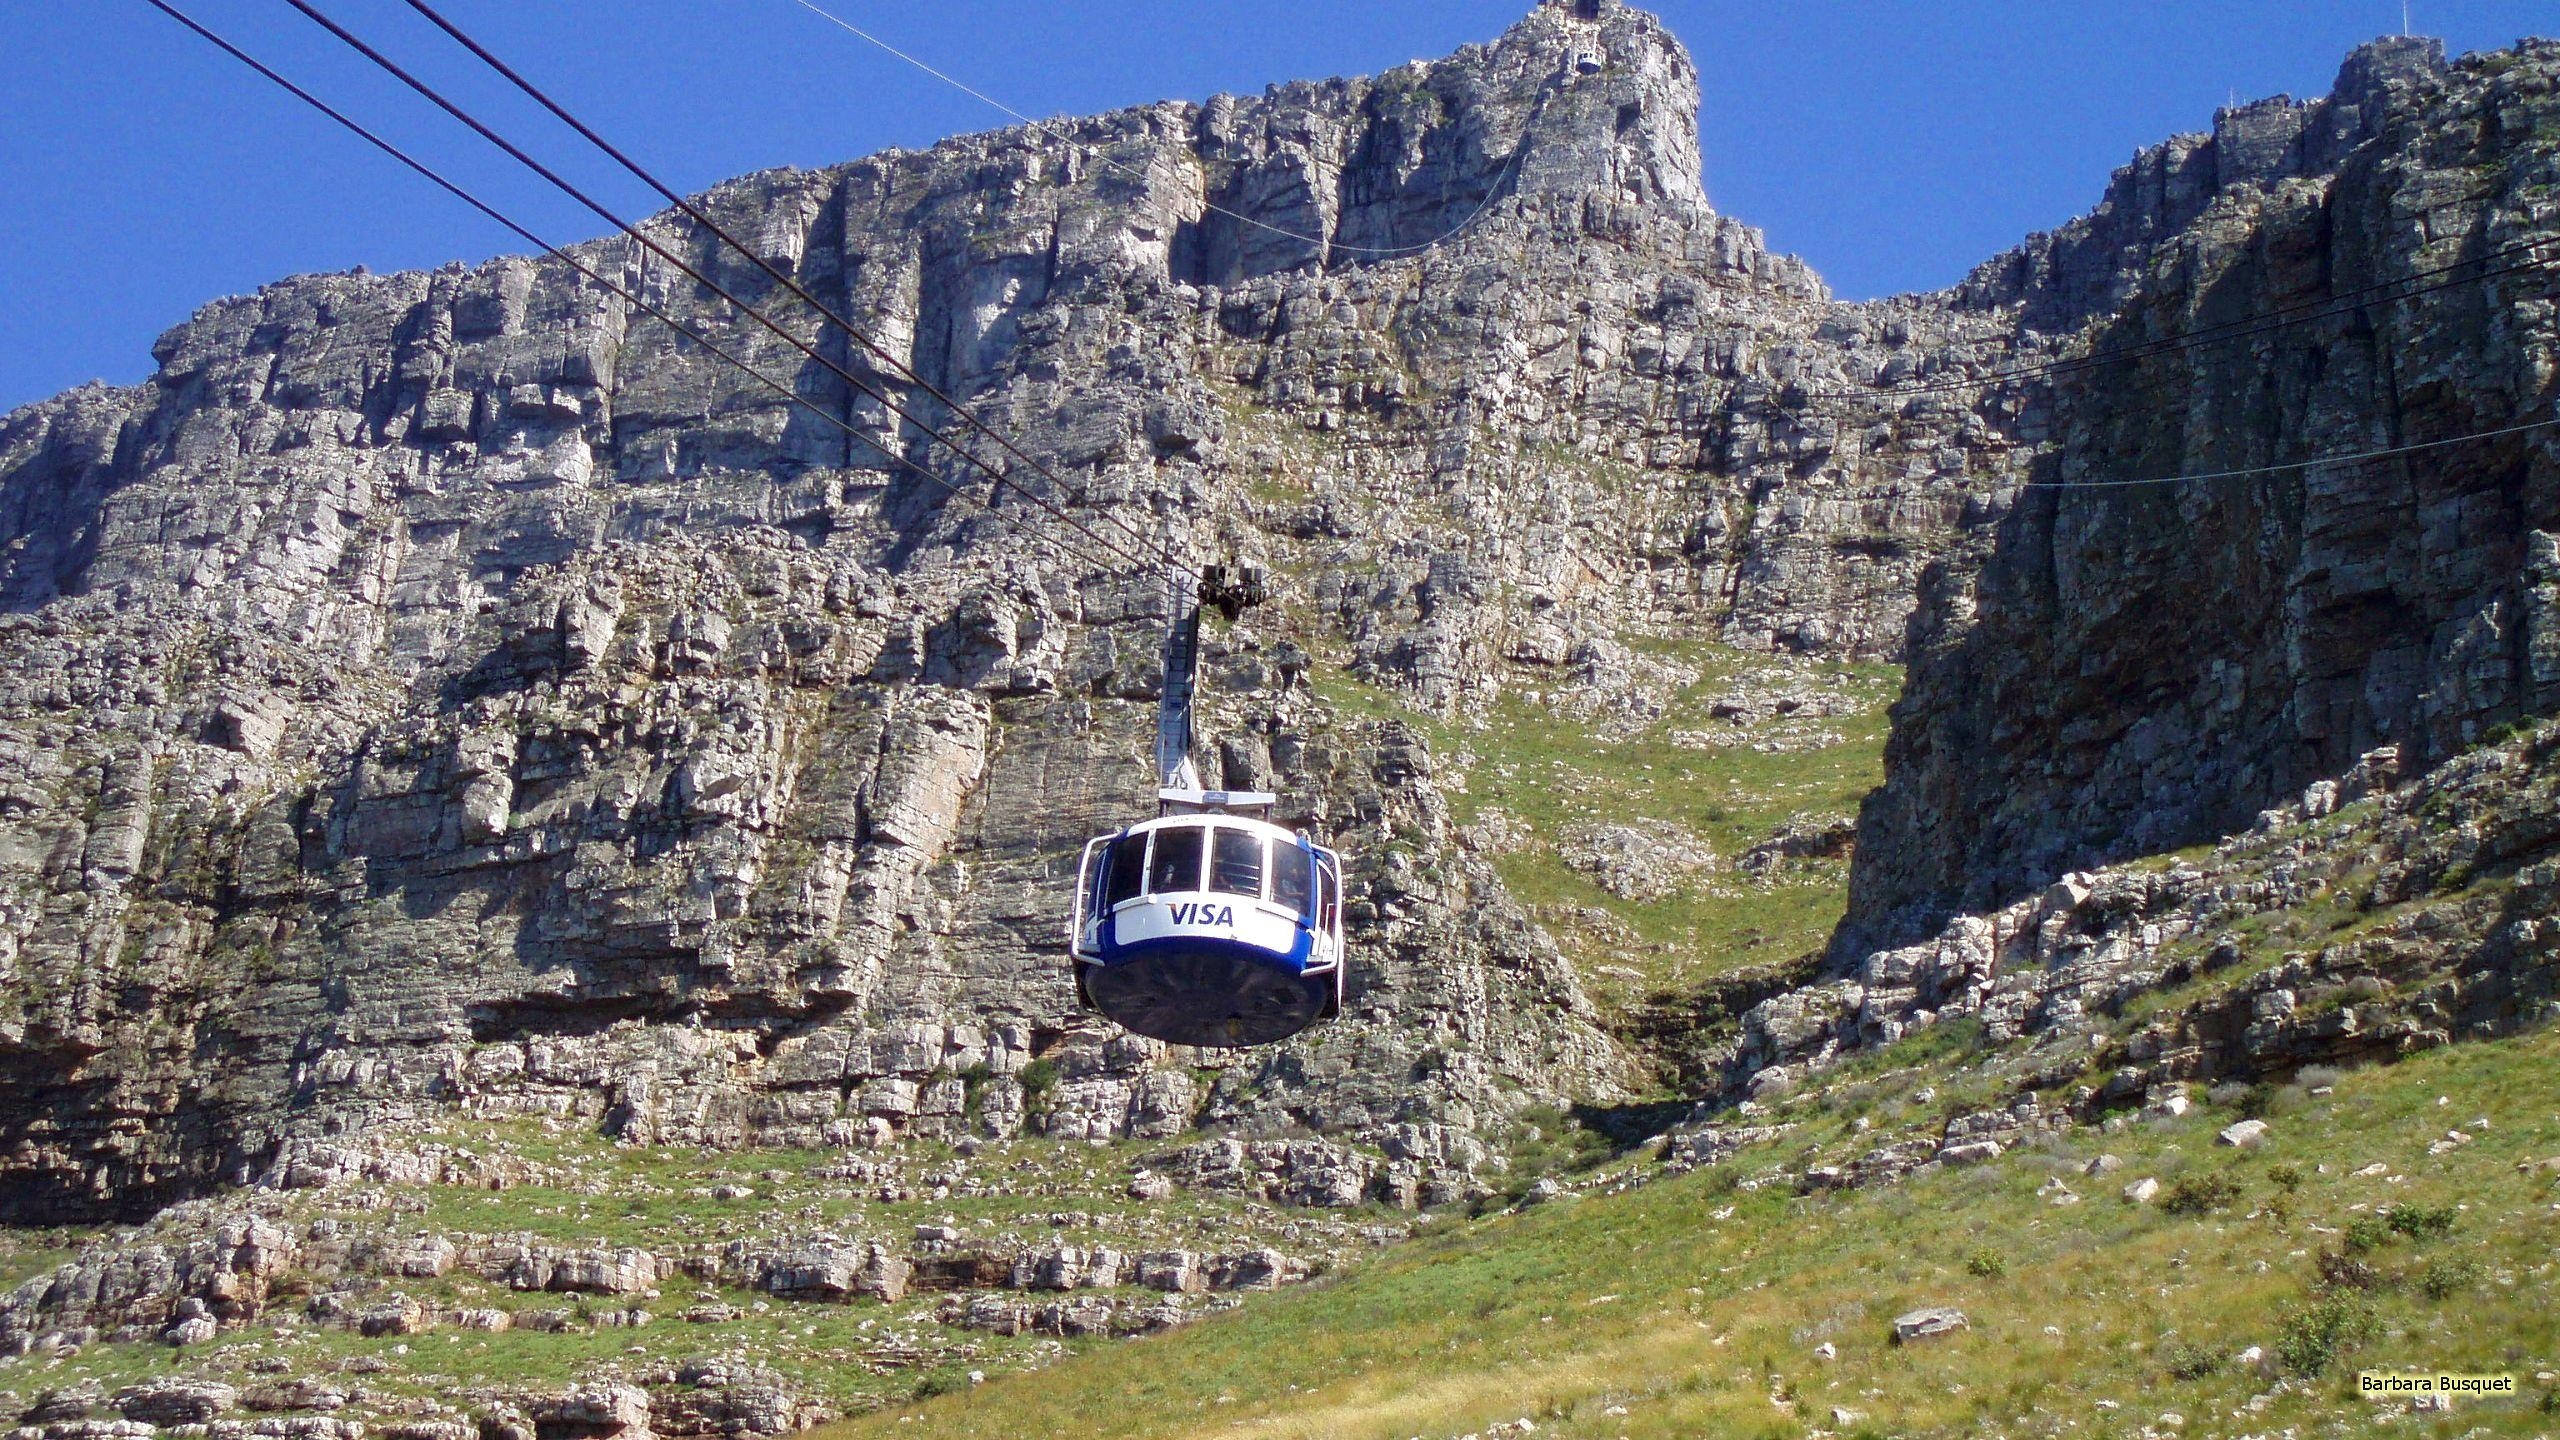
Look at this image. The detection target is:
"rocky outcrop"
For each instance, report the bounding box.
[0,0,2075,1222]
[9,0,1877,1217]
[1749,721,2560,1107]
[0,1191,1341,1360]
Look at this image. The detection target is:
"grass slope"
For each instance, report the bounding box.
[1314,641,1897,1015]
[827,1023,2560,1439]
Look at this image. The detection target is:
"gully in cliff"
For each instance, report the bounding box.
[1069,565,1351,1048]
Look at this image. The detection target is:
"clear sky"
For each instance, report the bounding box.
[3,0,2552,415]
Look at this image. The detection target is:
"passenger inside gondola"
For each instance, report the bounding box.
[1209,827,1264,896]
[1147,824,1202,893]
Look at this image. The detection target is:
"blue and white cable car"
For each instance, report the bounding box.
[1070,806,1346,1048]
[1067,564,1350,1048]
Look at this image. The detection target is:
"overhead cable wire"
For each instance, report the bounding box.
[783,0,1530,260]
[279,0,1181,588]
[2024,411,2560,490]
[1809,235,2559,405]
[390,0,1197,575]
[136,0,1138,586]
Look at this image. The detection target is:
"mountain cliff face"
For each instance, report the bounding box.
[0,0,2017,1222]
[1844,34,2560,950]
[0,0,2553,1234]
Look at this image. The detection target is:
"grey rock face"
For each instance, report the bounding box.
[3,0,1812,1216]
[1845,37,2560,949]
[0,0,2034,1220]
[112,1381,237,1425]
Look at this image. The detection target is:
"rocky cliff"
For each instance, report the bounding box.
[1844,35,2560,949]
[1,0,2555,1234]
[0,0,2030,1222]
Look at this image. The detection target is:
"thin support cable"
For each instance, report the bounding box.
[785,0,1531,260]
[2026,413,2559,490]
[136,0,1136,584]
[285,0,1177,586]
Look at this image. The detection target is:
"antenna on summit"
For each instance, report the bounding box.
[2402,1,2411,36]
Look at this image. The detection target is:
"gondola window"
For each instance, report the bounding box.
[1210,827,1266,898]
[1148,824,1204,894]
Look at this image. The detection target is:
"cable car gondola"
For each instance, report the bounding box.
[1068,566,1348,1048]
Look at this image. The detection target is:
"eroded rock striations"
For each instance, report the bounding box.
[1,0,2556,1235]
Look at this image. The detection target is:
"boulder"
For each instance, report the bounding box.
[116,1383,239,1424]
[761,1240,910,1303]
[2217,1119,2272,1149]
[1892,1307,1970,1343]
[541,1248,659,1296]
[527,1384,651,1440]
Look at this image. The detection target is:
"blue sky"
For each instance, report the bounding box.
[3,0,2552,414]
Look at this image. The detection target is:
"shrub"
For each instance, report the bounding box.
[2386,1203,2457,1241]
[2277,1296,2377,1375]
[2161,1340,2223,1380]
[957,1062,995,1119]
[2340,1215,2393,1255]
[2316,1248,2382,1291]
[2418,1256,2482,1301]
[1017,1058,1060,1104]
[1965,1246,2007,1279]
[2161,1173,2242,1216]
[2238,1083,2294,1120]
[2476,718,2530,750]
[2267,1163,2304,1191]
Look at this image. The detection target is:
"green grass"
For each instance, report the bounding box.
[0,1231,94,1293]
[1311,641,1898,1011]
[388,1119,1281,1249]
[821,1020,2560,1439]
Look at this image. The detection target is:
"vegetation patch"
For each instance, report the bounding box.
[1309,641,1899,1054]
[820,1013,2560,1440]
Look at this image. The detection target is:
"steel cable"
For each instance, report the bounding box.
[138,0,1143,587]
[282,0,1183,587]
